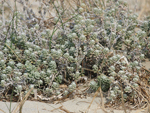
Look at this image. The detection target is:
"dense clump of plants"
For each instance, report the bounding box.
[0,0,150,109]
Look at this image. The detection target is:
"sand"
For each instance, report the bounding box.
[0,97,146,113]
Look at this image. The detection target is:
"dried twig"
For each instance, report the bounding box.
[12,88,33,113]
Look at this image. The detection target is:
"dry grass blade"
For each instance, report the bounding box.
[5,44,22,63]
[138,0,146,20]
[51,105,71,113]
[86,86,108,113]
[99,88,108,113]
[95,101,108,113]
[11,88,34,113]
[135,106,148,113]
[66,0,76,10]
[144,103,150,113]
[59,105,71,113]
[0,109,6,113]
[135,109,145,113]
[86,86,101,113]
[51,106,61,112]
[120,86,127,113]
[99,88,104,109]
[142,66,150,73]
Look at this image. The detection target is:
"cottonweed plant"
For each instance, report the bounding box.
[0,0,150,109]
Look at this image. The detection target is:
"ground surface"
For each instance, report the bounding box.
[0,97,146,113]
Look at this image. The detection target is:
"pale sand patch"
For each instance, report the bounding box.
[142,59,150,70]
[0,97,145,113]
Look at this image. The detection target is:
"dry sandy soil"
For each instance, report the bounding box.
[0,96,146,113]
